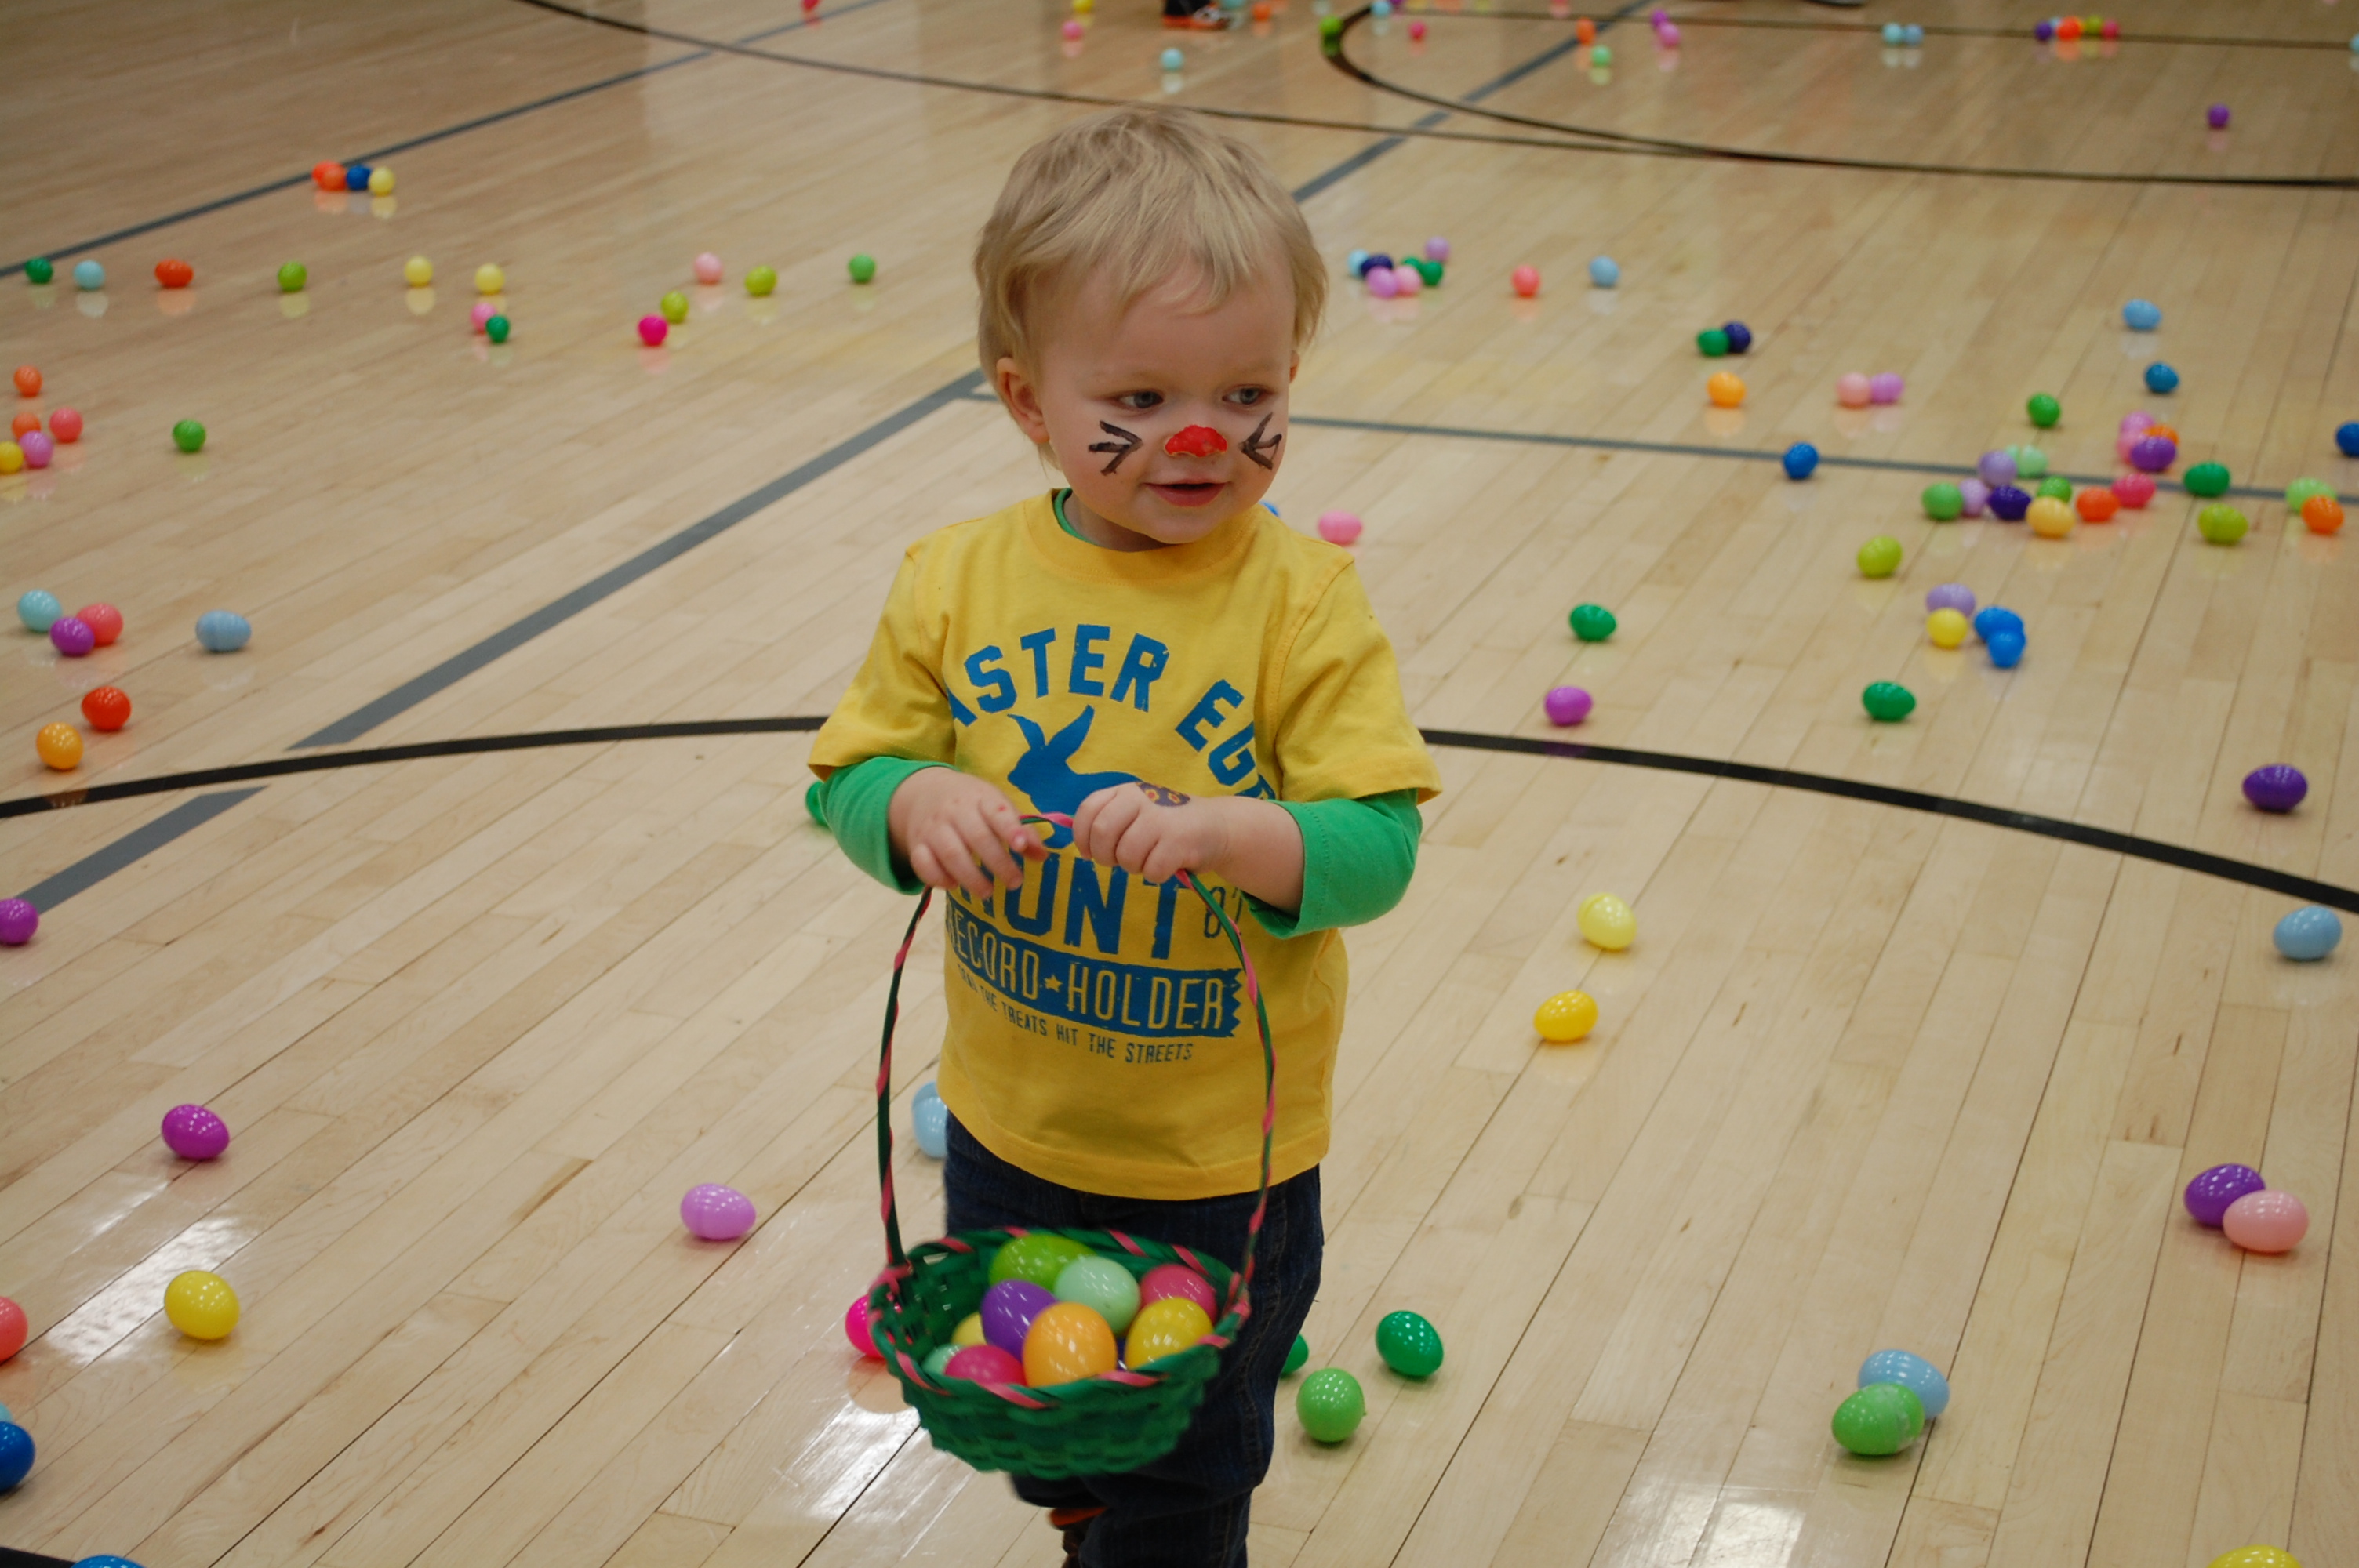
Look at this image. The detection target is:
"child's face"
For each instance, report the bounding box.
[997,264,1296,549]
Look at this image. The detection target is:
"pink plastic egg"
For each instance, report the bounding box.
[2119,411,2153,434]
[1408,17,1426,38]
[680,1182,757,1240]
[845,1294,882,1356]
[1836,372,1872,408]
[2222,1190,2308,1253]
[1138,1263,1216,1317]
[638,314,669,347]
[470,300,497,333]
[49,407,82,443]
[20,430,53,468]
[1868,372,1904,405]
[2113,472,2156,508]
[162,1103,232,1160]
[1366,267,1399,299]
[0,898,37,946]
[1317,510,1363,545]
[1063,18,1083,36]
[1392,264,1422,296]
[1654,20,1678,44]
[692,252,723,285]
[1958,479,1990,517]
[945,1343,1025,1383]
[1544,686,1593,725]
[1510,265,1540,298]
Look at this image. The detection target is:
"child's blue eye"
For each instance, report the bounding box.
[1117,392,1162,411]
[1229,387,1269,406]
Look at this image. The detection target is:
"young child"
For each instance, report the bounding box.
[809,105,1439,1567]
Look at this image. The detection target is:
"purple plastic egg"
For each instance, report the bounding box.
[1868,372,1904,405]
[1977,450,2017,488]
[0,898,38,946]
[19,431,53,469]
[1925,583,1976,615]
[1366,267,1400,299]
[49,615,96,657]
[2207,103,2230,130]
[981,1279,1057,1356]
[1544,686,1593,726]
[1424,237,1449,262]
[680,1182,758,1240]
[1958,479,1990,517]
[161,1103,231,1161]
[2034,18,2054,41]
[2129,436,2176,473]
[2242,765,2308,813]
[1988,485,2031,521]
[2184,1163,2264,1226]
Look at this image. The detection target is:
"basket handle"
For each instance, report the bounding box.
[874,814,1279,1324]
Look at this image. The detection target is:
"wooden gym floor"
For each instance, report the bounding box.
[3,1,2356,1563]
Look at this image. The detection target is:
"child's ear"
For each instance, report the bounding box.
[1288,354,1299,383]
[996,356,1053,446]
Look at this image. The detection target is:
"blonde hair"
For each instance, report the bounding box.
[975,106,1325,378]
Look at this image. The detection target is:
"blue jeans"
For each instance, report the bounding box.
[943,1114,1324,1568]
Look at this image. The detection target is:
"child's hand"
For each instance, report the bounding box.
[888,768,1042,898]
[1069,782,1238,887]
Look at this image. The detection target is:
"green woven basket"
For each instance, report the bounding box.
[863,849,1277,1479]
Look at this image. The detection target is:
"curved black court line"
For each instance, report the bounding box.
[1325,7,2359,187]
[0,0,899,281]
[1514,9,2355,50]
[8,719,2354,915]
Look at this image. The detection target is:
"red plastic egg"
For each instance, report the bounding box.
[154,258,194,289]
[82,686,131,731]
[77,604,122,644]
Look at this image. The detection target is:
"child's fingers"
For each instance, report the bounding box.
[952,811,1027,891]
[1074,790,1140,866]
[925,827,997,899]
[981,795,1041,860]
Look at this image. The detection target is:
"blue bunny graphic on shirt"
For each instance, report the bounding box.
[1008,706,1139,847]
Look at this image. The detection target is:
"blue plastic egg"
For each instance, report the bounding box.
[73,259,104,291]
[0,1422,31,1491]
[2274,906,2343,962]
[2122,298,2161,331]
[1347,249,1369,277]
[195,611,252,652]
[74,1559,149,1568]
[1972,606,2023,643]
[17,589,62,633]
[1588,256,1619,288]
[1782,442,1819,481]
[2338,422,2359,457]
[344,164,371,192]
[2144,362,2179,394]
[1881,21,1903,43]
[1159,45,1183,70]
[1859,1349,1950,1419]
[1902,23,1923,45]
[1986,630,2025,668]
[913,1082,949,1158]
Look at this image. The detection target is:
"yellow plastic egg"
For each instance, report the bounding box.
[368,166,394,196]
[1927,608,1969,648]
[1125,1296,1212,1365]
[474,263,505,296]
[951,1312,985,1347]
[0,442,22,475]
[1576,892,1635,951]
[2026,496,2075,539]
[165,1269,240,1339]
[1533,989,1598,1043]
[403,256,433,287]
[36,722,82,771]
[1023,1301,1118,1387]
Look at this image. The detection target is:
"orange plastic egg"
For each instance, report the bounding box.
[9,412,38,439]
[2076,487,2119,522]
[13,366,41,397]
[37,722,83,770]
[2302,495,2343,535]
[1023,1301,1118,1387]
[2145,423,2179,445]
[1706,371,1746,408]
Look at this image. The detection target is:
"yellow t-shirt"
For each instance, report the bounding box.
[812,492,1441,1200]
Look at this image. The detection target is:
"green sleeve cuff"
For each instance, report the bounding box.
[809,757,949,895]
[1247,790,1422,938]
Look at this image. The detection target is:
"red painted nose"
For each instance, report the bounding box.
[1165,425,1227,458]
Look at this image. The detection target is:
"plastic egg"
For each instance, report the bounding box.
[2302,495,2344,535]
[1023,1301,1118,1386]
[1376,1309,1445,1377]
[990,1233,1094,1290]
[1138,1262,1216,1317]
[1125,1295,1213,1364]
[1977,450,2016,487]
[1161,44,1184,70]
[1392,263,1422,296]
[2206,1551,2300,1568]
[1317,510,1363,544]
[637,314,668,347]
[1868,372,1904,404]
[845,1294,881,1356]
[1862,682,1916,721]
[36,723,82,771]
[2113,473,2156,508]
[951,1312,986,1347]
[161,1104,231,1160]
[913,1086,948,1158]
[74,259,104,291]
[76,603,122,644]
[368,167,394,196]
[475,263,505,295]
[746,265,777,296]
[946,1343,1024,1383]
[196,611,251,652]
[19,431,51,468]
[2197,504,2248,545]
[165,1270,240,1339]
[1836,372,1872,408]
[1366,267,1400,299]
[1587,256,1617,288]
[0,1423,31,1492]
[1544,686,1592,726]
[981,1279,1057,1356]
[2242,764,2306,811]
[1568,604,1617,641]
[82,686,129,731]
[47,407,80,442]
[1928,609,1970,648]
[404,256,434,286]
[1925,583,1975,615]
[1533,989,1598,1042]
[2027,497,2075,538]
[1987,630,2025,669]
[17,590,61,632]
[1296,1367,1365,1441]
[1856,536,1903,577]
[1832,1382,1925,1455]
[0,900,37,947]
[680,1182,757,1240]
[2223,1190,2307,1253]
[2273,906,2342,961]
[2184,1163,2265,1226]
[693,252,723,285]
[1054,1254,1142,1333]
[1706,371,1745,408]
[1958,479,1989,517]
[1782,442,1818,480]
[1859,1349,1950,1419]
[2123,299,2161,330]
[1973,607,2023,643]
[1577,892,1635,950]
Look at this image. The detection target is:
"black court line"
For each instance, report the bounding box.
[1325,6,2359,187]
[12,789,265,909]
[5,722,2350,914]
[1636,13,2353,50]
[1,0,898,279]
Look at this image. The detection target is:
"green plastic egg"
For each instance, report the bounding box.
[1376,1311,1445,1377]
[2026,393,2060,428]
[172,419,207,454]
[745,265,778,297]
[2035,476,2073,502]
[1863,681,1916,722]
[1856,536,1903,578]
[1408,257,1443,286]
[848,253,877,284]
[1697,328,1729,358]
[1283,1334,1309,1376]
[1832,1382,1925,1456]
[485,314,511,344]
[2013,445,2048,478]
[26,258,53,285]
[277,261,307,293]
[921,1344,958,1378]
[2284,477,2332,510]
[660,289,690,325]
[2185,461,2231,497]
[1053,1254,1142,1334]
[1921,482,1963,521]
[987,1233,1093,1290]
[1296,1367,1365,1443]
[1568,603,1618,641]
[2197,503,2248,544]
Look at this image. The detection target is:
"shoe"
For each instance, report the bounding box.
[1050,1506,1105,1567]
[1162,5,1230,26]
